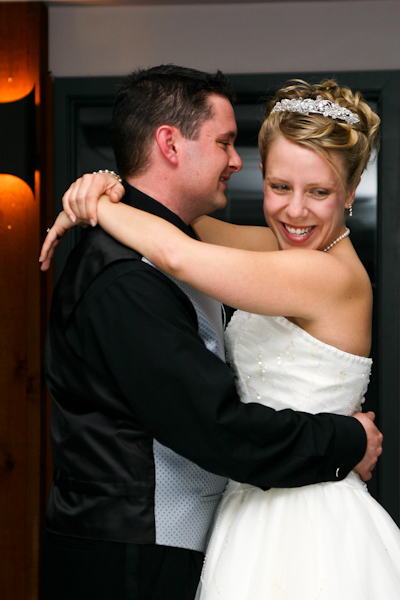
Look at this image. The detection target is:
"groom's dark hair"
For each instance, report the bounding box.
[110,64,235,178]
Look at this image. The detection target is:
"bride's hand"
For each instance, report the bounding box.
[63,172,125,226]
[39,211,82,271]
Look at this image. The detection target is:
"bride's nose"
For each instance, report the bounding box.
[285,193,308,219]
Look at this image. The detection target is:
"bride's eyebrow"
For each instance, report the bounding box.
[265,176,289,183]
[267,174,336,186]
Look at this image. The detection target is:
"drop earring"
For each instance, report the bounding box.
[348,203,353,217]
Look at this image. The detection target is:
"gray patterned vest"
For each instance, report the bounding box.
[143,259,228,552]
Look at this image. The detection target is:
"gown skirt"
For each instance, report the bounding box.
[198,474,400,599]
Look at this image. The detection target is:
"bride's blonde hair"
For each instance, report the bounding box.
[258,79,380,191]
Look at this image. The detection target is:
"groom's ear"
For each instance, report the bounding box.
[155,125,180,165]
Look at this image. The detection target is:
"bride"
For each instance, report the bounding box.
[41,79,400,598]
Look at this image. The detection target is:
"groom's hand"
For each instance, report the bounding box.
[352,411,383,481]
[63,172,125,226]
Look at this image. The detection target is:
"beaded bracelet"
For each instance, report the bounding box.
[93,169,122,183]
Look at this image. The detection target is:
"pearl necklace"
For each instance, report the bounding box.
[323,227,350,252]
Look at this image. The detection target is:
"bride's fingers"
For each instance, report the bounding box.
[40,238,61,271]
[82,174,125,226]
[39,227,62,270]
[73,173,104,224]
[108,182,125,203]
[63,174,101,223]
[63,173,124,227]
[62,178,83,222]
[39,211,81,269]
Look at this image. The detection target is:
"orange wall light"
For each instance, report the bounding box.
[0,88,36,193]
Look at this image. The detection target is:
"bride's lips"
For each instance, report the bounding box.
[281,223,315,243]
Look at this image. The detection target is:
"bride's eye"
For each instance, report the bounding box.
[271,183,289,192]
[312,188,329,198]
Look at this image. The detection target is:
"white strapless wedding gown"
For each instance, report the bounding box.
[197,312,400,599]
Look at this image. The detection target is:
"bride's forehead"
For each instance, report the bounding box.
[266,139,344,183]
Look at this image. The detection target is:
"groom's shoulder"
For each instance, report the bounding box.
[81,224,141,264]
[55,225,196,322]
[63,225,142,282]
[50,226,142,323]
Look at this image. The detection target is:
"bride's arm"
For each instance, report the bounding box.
[97,196,353,321]
[192,216,278,251]
[61,171,278,251]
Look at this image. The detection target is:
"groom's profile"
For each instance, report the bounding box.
[41,64,380,600]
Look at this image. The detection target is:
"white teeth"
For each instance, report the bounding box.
[284,224,313,236]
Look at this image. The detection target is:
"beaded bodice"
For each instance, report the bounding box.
[225,312,372,416]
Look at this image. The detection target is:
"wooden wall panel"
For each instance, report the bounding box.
[0,4,53,599]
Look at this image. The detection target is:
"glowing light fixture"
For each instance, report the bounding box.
[0,88,35,192]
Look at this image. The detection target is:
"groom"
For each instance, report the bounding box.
[40,65,382,600]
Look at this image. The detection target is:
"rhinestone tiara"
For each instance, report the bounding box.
[270,95,360,125]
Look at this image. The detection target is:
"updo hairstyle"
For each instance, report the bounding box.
[258,79,380,191]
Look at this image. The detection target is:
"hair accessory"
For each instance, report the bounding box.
[323,227,350,252]
[348,203,353,217]
[271,96,360,126]
[93,169,122,183]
